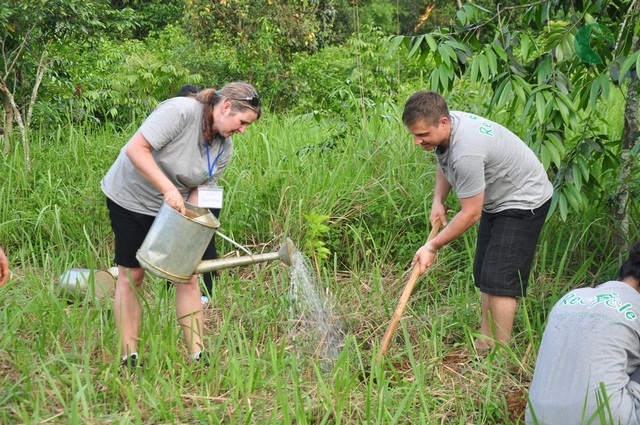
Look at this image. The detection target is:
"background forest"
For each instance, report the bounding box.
[0,0,639,424]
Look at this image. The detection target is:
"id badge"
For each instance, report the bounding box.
[197,185,224,209]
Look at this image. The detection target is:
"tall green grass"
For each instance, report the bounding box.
[0,105,636,423]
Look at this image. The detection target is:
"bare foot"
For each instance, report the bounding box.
[474,337,494,351]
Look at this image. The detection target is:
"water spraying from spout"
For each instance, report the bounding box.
[194,237,297,274]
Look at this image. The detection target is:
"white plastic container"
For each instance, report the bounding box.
[58,268,115,299]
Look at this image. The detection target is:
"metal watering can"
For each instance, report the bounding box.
[136,201,297,282]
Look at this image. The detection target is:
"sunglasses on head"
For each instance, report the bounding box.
[231,95,260,108]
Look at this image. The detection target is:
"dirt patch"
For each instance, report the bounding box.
[504,385,527,422]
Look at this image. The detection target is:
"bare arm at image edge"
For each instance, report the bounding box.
[0,247,9,286]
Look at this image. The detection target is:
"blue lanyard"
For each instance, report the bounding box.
[206,143,225,183]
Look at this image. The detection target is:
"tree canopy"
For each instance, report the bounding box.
[389,0,639,247]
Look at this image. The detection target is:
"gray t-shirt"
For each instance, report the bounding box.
[101,97,233,215]
[436,111,553,213]
[526,281,640,425]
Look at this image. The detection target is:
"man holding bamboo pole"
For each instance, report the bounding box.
[403,91,553,349]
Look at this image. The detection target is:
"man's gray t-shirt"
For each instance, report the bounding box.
[526,281,640,425]
[101,97,233,215]
[436,111,553,212]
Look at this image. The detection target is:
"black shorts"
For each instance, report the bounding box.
[473,199,551,297]
[106,198,156,268]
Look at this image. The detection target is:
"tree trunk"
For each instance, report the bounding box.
[0,85,28,167]
[1,93,12,155]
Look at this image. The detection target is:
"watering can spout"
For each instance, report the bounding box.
[194,237,297,275]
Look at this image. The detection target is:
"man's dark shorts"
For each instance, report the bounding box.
[473,199,551,297]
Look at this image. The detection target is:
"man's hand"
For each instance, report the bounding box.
[412,245,436,274]
[430,201,448,228]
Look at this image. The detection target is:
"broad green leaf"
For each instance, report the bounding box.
[523,93,535,117]
[479,54,489,81]
[547,133,566,158]
[554,91,575,111]
[533,56,552,84]
[425,34,438,52]
[521,33,531,62]
[387,35,405,55]
[558,192,568,221]
[589,77,601,109]
[554,96,570,124]
[485,48,498,75]
[564,185,582,211]
[530,84,554,95]
[548,194,559,220]
[445,39,471,53]
[559,34,576,62]
[545,139,562,167]
[574,23,614,65]
[512,75,530,103]
[462,3,477,18]
[495,79,512,107]
[512,75,531,93]
[514,83,527,104]
[408,35,425,58]
[602,152,619,172]
[456,9,467,25]
[439,65,453,90]
[620,50,640,81]
[470,57,480,83]
[572,163,583,192]
[543,26,567,50]
[585,138,604,153]
[492,40,507,61]
[430,67,440,92]
[598,74,610,99]
[535,91,546,123]
[540,144,551,169]
[577,155,590,182]
[438,44,452,67]
[555,44,564,62]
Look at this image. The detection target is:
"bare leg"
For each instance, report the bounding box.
[114,266,146,356]
[174,275,205,356]
[475,292,518,349]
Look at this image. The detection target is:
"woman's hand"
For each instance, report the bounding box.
[164,187,186,215]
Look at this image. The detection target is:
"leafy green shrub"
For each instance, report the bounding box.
[288,25,429,116]
[37,25,202,128]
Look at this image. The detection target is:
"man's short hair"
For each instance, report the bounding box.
[402,91,451,126]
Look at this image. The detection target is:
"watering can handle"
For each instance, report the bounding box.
[378,218,442,359]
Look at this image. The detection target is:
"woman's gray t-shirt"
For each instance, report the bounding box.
[436,111,553,212]
[101,97,233,215]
